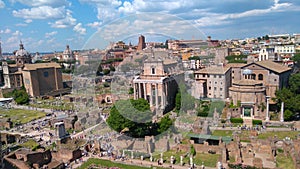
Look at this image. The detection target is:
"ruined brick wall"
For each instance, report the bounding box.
[52,148,82,163]
[26,150,52,167]
[193,144,223,154]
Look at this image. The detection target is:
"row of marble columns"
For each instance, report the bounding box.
[133,81,169,110]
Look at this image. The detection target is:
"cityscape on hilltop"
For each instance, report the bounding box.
[0,32,299,169]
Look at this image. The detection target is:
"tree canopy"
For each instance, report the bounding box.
[275,73,300,121]
[4,86,29,105]
[107,99,173,138]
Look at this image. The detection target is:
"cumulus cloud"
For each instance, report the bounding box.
[50,10,76,28]
[12,30,23,36]
[13,6,66,19]
[0,0,5,8]
[45,31,58,38]
[79,0,122,22]
[0,28,12,34]
[73,23,86,35]
[87,21,102,28]
[10,0,70,7]
[24,19,33,23]
[195,0,294,27]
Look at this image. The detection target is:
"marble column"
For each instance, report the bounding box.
[150,84,153,107]
[280,102,284,122]
[143,83,147,100]
[155,83,159,109]
[162,83,166,108]
[133,83,136,99]
[138,83,142,98]
[266,97,270,121]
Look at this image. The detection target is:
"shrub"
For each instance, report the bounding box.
[221,119,226,123]
[252,119,262,125]
[230,118,243,123]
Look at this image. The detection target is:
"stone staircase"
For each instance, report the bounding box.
[243,118,252,127]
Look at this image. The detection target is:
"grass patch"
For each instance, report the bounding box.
[194,153,220,167]
[258,131,299,140]
[78,158,164,169]
[20,139,39,150]
[0,109,46,125]
[212,130,233,137]
[276,152,295,169]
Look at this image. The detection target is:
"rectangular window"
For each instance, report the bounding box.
[44,71,49,77]
[209,87,211,90]
[220,88,223,91]
[214,87,217,90]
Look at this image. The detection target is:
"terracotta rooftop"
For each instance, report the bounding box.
[195,65,231,74]
[254,60,291,73]
[23,62,61,71]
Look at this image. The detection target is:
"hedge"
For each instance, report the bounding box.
[252,119,262,125]
[230,118,243,123]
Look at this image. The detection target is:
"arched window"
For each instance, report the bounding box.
[151,67,156,75]
[258,74,263,80]
[252,74,256,80]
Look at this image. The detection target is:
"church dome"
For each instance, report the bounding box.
[63,45,72,55]
[15,42,30,58]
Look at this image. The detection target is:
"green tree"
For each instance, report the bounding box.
[5,87,30,105]
[103,69,110,75]
[109,65,115,71]
[128,87,134,94]
[190,145,196,157]
[175,90,181,112]
[107,99,173,137]
[284,110,293,121]
[289,73,300,94]
[158,115,173,133]
[107,99,152,137]
[292,53,300,64]
[51,58,59,62]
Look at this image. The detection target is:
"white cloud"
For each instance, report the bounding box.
[50,10,76,28]
[0,0,5,8]
[10,0,70,7]
[25,19,33,23]
[195,0,294,27]
[79,0,121,7]
[87,21,102,28]
[47,38,56,44]
[12,30,23,36]
[6,31,23,44]
[79,0,122,21]
[15,23,28,27]
[73,23,86,35]
[0,28,12,34]
[45,31,58,38]
[13,6,66,19]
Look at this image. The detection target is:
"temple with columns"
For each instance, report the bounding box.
[133,50,183,118]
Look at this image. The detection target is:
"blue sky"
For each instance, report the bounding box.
[0,0,300,53]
